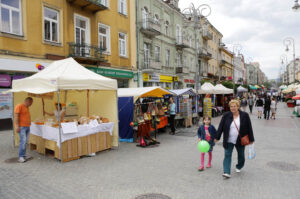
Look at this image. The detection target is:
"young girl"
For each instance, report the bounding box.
[197,116,217,171]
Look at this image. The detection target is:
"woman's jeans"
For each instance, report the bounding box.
[223,143,245,174]
[18,127,30,158]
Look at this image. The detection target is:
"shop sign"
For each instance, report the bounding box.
[173,76,179,82]
[86,67,134,79]
[13,75,26,80]
[149,73,160,82]
[0,74,11,87]
[184,79,195,84]
[160,75,173,83]
[0,89,13,119]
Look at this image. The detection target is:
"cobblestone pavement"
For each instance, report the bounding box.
[0,102,300,199]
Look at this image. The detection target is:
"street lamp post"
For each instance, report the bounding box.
[280,54,288,84]
[182,4,211,92]
[292,0,300,11]
[283,37,296,83]
[232,44,243,84]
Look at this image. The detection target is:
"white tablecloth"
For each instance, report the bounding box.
[30,122,114,146]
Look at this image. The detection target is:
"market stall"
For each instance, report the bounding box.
[117,87,173,146]
[170,88,198,126]
[214,84,234,116]
[198,83,216,118]
[9,58,119,162]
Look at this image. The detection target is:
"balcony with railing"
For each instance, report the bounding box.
[66,0,108,12]
[202,30,213,40]
[176,66,189,74]
[68,43,107,64]
[175,36,189,49]
[199,48,212,60]
[142,58,162,70]
[140,18,161,37]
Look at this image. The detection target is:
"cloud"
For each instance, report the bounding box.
[179,0,300,79]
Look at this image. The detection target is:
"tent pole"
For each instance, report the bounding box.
[57,90,63,163]
[87,90,90,117]
[12,93,15,148]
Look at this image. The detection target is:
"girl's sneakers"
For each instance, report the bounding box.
[198,166,204,171]
[206,164,211,168]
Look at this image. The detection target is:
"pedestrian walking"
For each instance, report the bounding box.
[255,97,264,119]
[264,96,271,120]
[197,116,217,171]
[248,96,254,114]
[14,97,33,163]
[270,97,277,120]
[240,98,247,112]
[168,97,176,135]
[215,99,255,179]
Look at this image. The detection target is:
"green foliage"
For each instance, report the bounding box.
[222,81,234,89]
[200,79,214,85]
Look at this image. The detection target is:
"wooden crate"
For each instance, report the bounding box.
[29,132,112,162]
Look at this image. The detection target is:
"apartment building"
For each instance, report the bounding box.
[0,0,136,89]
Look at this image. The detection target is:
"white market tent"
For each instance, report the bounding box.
[118,87,173,102]
[237,85,248,93]
[170,88,197,96]
[10,58,116,93]
[214,84,234,94]
[9,58,119,160]
[198,82,215,94]
[279,85,288,90]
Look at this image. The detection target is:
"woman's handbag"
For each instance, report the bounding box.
[233,119,250,146]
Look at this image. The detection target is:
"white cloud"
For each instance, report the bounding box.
[179,0,300,79]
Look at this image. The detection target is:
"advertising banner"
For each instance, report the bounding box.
[0,89,13,119]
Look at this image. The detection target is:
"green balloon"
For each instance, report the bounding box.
[198,140,210,153]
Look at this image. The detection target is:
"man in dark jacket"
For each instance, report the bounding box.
[264,96,271,120]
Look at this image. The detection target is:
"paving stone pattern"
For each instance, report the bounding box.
[0,102,299,199]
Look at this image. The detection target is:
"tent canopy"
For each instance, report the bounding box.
[198,82,215,94]
[237,85,248,92]
[8,58,117,94]
[118,87,173,102]
[249,85,257,90]
[214,84,234,94]
[170,88,197,96]
[279,85,288,89]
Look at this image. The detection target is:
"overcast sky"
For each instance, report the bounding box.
[179,0,300,80]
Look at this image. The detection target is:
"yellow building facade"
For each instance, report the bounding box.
[0,0,136,88]
[220,47,234,80]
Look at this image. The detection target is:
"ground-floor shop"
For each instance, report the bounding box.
[86,66,136,88]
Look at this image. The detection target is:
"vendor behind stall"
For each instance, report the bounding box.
[44,103,65,122]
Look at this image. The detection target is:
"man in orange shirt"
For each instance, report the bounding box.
[14,97,33,163]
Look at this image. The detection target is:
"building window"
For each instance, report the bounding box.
[118,0,127,15]
[189,37,193,48]
[183,56,187,67]
[0,0,22,35]
[98,23,110,53]
[165,21,169,36]
[117,79,129,88]
[100,0,109,7]
[44,7,59,43]
[176,52,181,67]
[119,32,127,57]
[154,14,159,24]
[190,57,194,71]
[165,49,170,67]
[154,46,160,62]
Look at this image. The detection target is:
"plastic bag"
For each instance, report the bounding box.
[248,143,256,160]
